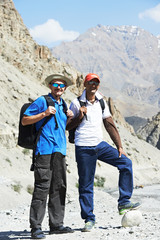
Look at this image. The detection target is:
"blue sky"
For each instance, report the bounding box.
[13,0,160,47]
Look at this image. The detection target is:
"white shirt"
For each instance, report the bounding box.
[69,90,111,146]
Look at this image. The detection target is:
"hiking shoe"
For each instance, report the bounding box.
[31,228,46,239]
[81,221,95,232]
[118,202,141,215]
[49,225,74,234]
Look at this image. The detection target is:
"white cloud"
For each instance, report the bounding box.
[139,4,160,22]
[29,19,79,45]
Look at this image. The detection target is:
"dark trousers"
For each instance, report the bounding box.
[30,152,66,229]
[76,141,133,223]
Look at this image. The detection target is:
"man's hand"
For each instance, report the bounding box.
[118,147,127,157]
[66,109,74,118]
[79,106,87,120]
[45,106,56,116]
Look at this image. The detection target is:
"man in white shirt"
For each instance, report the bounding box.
[67,73,141,232]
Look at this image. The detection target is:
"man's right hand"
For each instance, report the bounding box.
[79,106,87,120]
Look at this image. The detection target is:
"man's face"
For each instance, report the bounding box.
[49,79,66,97]
[84,78,100,94]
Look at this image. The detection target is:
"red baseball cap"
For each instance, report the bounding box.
[84,73,100,83]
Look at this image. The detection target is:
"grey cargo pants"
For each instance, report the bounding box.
[30,152,66,229]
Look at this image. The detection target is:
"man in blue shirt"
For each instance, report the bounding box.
[22,74,74,239]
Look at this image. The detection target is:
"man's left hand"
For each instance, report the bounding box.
[66,109,74,118]
[118,147,127,157]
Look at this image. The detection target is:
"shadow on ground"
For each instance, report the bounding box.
[0,230,31,239]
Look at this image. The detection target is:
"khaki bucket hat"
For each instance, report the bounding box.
[45,74,73,87]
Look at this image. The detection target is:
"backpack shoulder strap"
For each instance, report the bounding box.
[77,96,87,120]
[43,95,58,128]
[61,98,68,114]
[77,96,86,107]
[43,95,55,107]
[99,98,105,113]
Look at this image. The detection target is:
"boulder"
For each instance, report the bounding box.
[121,210,143,227]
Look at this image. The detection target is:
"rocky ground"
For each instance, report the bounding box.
[0,185,160,240]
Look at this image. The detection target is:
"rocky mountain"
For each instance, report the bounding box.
[0,0,84,140]
[0,0,160,211]
[0,0,86,84]
[137,112,160,150]
[51,25,160,118]
[125,116,148,133]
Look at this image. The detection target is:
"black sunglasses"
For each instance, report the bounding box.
[88,81,99,86]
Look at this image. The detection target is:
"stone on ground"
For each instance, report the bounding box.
[121,210,143,227]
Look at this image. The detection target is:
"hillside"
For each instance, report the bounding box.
[51,25,160,118]
[125,116,148,132]
[137,112,160,150]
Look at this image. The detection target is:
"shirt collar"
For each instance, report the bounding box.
[79,89,103,102]
[48,93,63,105]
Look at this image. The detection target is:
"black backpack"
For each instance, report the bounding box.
[18,95,67,170]
[68,97,105,143]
